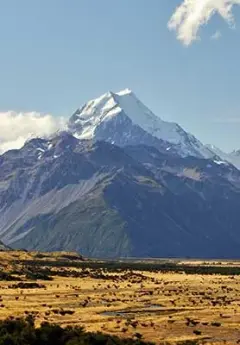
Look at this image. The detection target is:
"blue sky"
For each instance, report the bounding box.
[0,0,240,152]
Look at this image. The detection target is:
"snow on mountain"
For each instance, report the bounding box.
[228,150,240,170]
[68,89,214,159]
[205,144,240,170]
[205,144,228,159]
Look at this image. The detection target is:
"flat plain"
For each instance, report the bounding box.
[0,251,240,345]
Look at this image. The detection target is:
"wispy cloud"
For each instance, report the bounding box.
[0,111,66,154]
[168,0,240,46]
[211,30,222,40]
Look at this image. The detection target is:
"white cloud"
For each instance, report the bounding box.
[211,30,222,39]
[0,111,66,154]
[168,0,240,45]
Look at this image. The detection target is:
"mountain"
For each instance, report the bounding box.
[229,150,240,169]
[68,89,214,159]
[206,144,240,170]
[1,132,240,258]
[125,144,240,187]
[1,89,240,258]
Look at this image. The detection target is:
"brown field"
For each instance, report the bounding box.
[0,251,239,345]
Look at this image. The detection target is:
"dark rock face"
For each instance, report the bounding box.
[1,133,240,258]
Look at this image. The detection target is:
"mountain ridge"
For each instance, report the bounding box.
[1,90,240,258]
[1,132,240,258]
[205,144,240,169]
[68,89,215,160]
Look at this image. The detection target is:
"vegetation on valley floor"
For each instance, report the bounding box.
[13,258,240,277]
[0,251,237,344]
[0,317,200,345]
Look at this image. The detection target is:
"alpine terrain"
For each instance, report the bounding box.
[0,89,240,258]
[206,144,240,170]
[68,89,215,159]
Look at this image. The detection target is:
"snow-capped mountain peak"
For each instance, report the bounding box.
[204,144,240,170]
[116,88,132,96]
[70,89,184,142]
[68,89,214,159]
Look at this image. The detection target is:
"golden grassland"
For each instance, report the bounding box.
[0,251,239,345]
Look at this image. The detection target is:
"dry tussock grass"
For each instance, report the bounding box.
[0,251,239,345]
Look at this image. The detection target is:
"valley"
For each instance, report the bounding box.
[0,250,239,345]
[1,2,240,345]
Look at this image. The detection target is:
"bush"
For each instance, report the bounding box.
[25,272,53,281]
[0,317,154,345]
[9,283,45,289]
[193,329,201,335]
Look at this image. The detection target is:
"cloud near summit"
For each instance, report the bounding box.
[0,111,66,154]
[168,0,240,45]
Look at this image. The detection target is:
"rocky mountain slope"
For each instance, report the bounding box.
[206,144,240,170]
[1,131,240,258]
